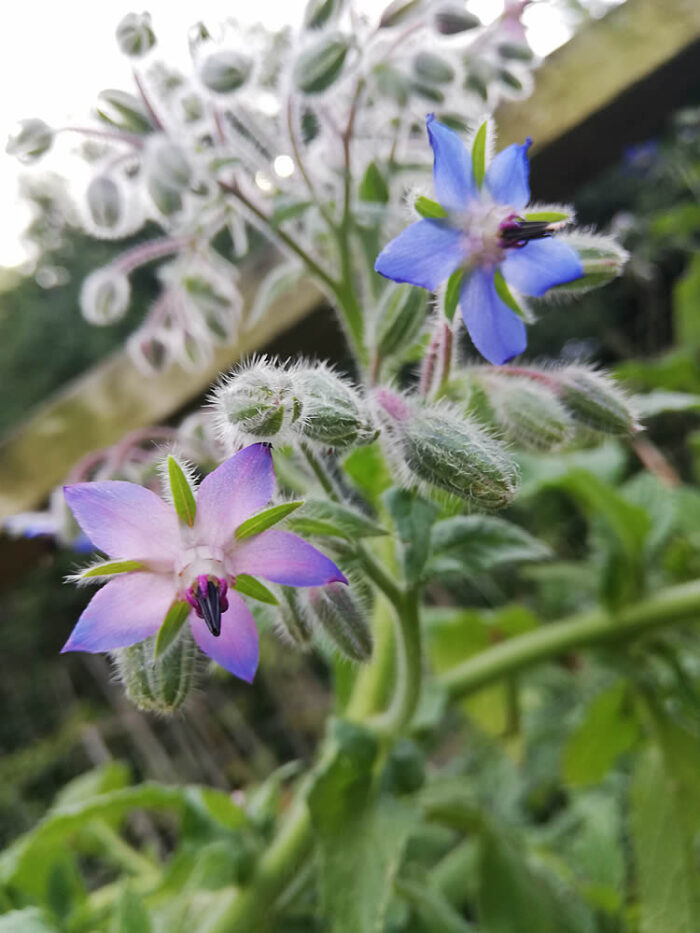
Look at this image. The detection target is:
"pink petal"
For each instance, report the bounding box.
[64,482,180,563]
[228,529,347,587]
[194,444,274,548]
[190,591,259,682]
[62,573,174,653]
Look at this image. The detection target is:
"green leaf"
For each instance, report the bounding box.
[51,762,131,811]
[233,574,278,605]
[168,456,197,527]
[384,487,439,580]
[269,198,313,228]
[0,909,59,933]
[111,888,152,933]
[472,121,487,188]
[631,742,700,933]
[444,270,463,322]
[396,879,474,932]
[674,252,700,352]
[343,446,393,502]
[287,497,387,540]
[235,501,304,540]
[427,515,550,580]
[414,196,447,220]
[478,824,595,933]
[493,270,527,320]
[375,285,429,359]
[523,210,571,223]
[359,161,389,203]
[633,389,700,418]
[81,560,144,578]
[154,601,191,659]
[562,681,640,785]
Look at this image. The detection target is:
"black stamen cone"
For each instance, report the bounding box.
[197,580,223,637]
[501,220,553,245]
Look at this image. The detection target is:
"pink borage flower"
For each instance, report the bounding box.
[62,443,346,683]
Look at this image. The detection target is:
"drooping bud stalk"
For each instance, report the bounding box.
[478,372,574,451]
[80,266,131,325]
[6,118,54,163]
[214,360,297,445]
[113,632,196,713]
[308,583,372,662]
[553,366,640,435]
[116,12,156,57]
[375,389,518,508]
[292,365,376,450]
[275,587,314,649]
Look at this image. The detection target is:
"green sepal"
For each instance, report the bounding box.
[523,210,570,223]
[414,196,447,220]
[233,574,279,605]
[81,560,144,579]
[235,501,304,540]
[154,600,191,660]
[444,269,463,322]
[472,120,488,188]
[493,270,526,320]
[168,456,197,527]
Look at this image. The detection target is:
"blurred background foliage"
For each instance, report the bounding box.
[1,13,700,933]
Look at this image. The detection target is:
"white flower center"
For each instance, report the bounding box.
[453,199,513,268]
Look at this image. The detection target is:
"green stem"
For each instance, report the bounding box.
[440,579,700,700]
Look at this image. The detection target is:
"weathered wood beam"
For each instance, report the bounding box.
[3,0,700,520]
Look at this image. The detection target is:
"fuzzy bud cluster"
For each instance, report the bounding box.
[375,389,518,508]
[214,361,375,451]
[113,631,196,713]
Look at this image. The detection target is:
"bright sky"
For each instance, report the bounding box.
[0,1,593,268]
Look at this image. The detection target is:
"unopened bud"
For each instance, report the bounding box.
[552,233,629,295]
[6,118,53,163]
[96,89,153,134]
[146,136,192,191]
[147,174,183,216]
[434,5,480,34]
[199,50,252,94]
[480,374,573,452]
[275,587,314,649]
[377,391,518,508]
[304,0,343,29]
[308,583,372,662]
[80,267,130,325]
[86,175,123,230]
[413,52,455,85]
[113,632,195,713]
[379,0,423,29]
[293,366,375,450]
[553,366,639,435]
[294,34,350,95]
[374,285,428,360]
[216,361,297,442]
[116,12,156,57]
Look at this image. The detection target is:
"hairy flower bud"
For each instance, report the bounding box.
[292,366,375,450]
[379,0,423,29]
[6,118,54,163]
[116,12,156,57]
[113,631,196,713]
[550,233,629,295]
[374,286,428,360]
[553,366,639,435]
[80,267,131,325]
[146,136,192,191]
[294,34,349,95]
[275,587,314,649]
[433,4,480,34]
[86,175,123,231]
[199,50,252,94]
[479,373,574,452]
[215,361,297,443]
[376,390,518,508]
[96,89,153,133]
[308,583,372,662]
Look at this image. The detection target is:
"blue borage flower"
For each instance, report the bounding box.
[374,114,584,365]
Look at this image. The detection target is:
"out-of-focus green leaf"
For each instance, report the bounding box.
[562,682,640,786]
[427,515,550,580]
[111,888,151,933]
[674,252,700,352]
[634,389,700,417]
[343,445,393,502]
[51,762,131,811]
[384,487,438,580]
[0,909,59,933]
[396,878,474,931]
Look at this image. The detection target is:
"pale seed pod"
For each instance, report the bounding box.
[80,267,131,325]
[86,175,123,231]
[308,583,372,662]
[113,631,196,713]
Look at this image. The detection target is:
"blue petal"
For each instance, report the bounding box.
[229,529,347,587]
[190,591,259,683]
[500,238,583,296]
[426,114,477,212]
[375,219,466,291]
[460,267,527,365]
[484,139,531,209]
